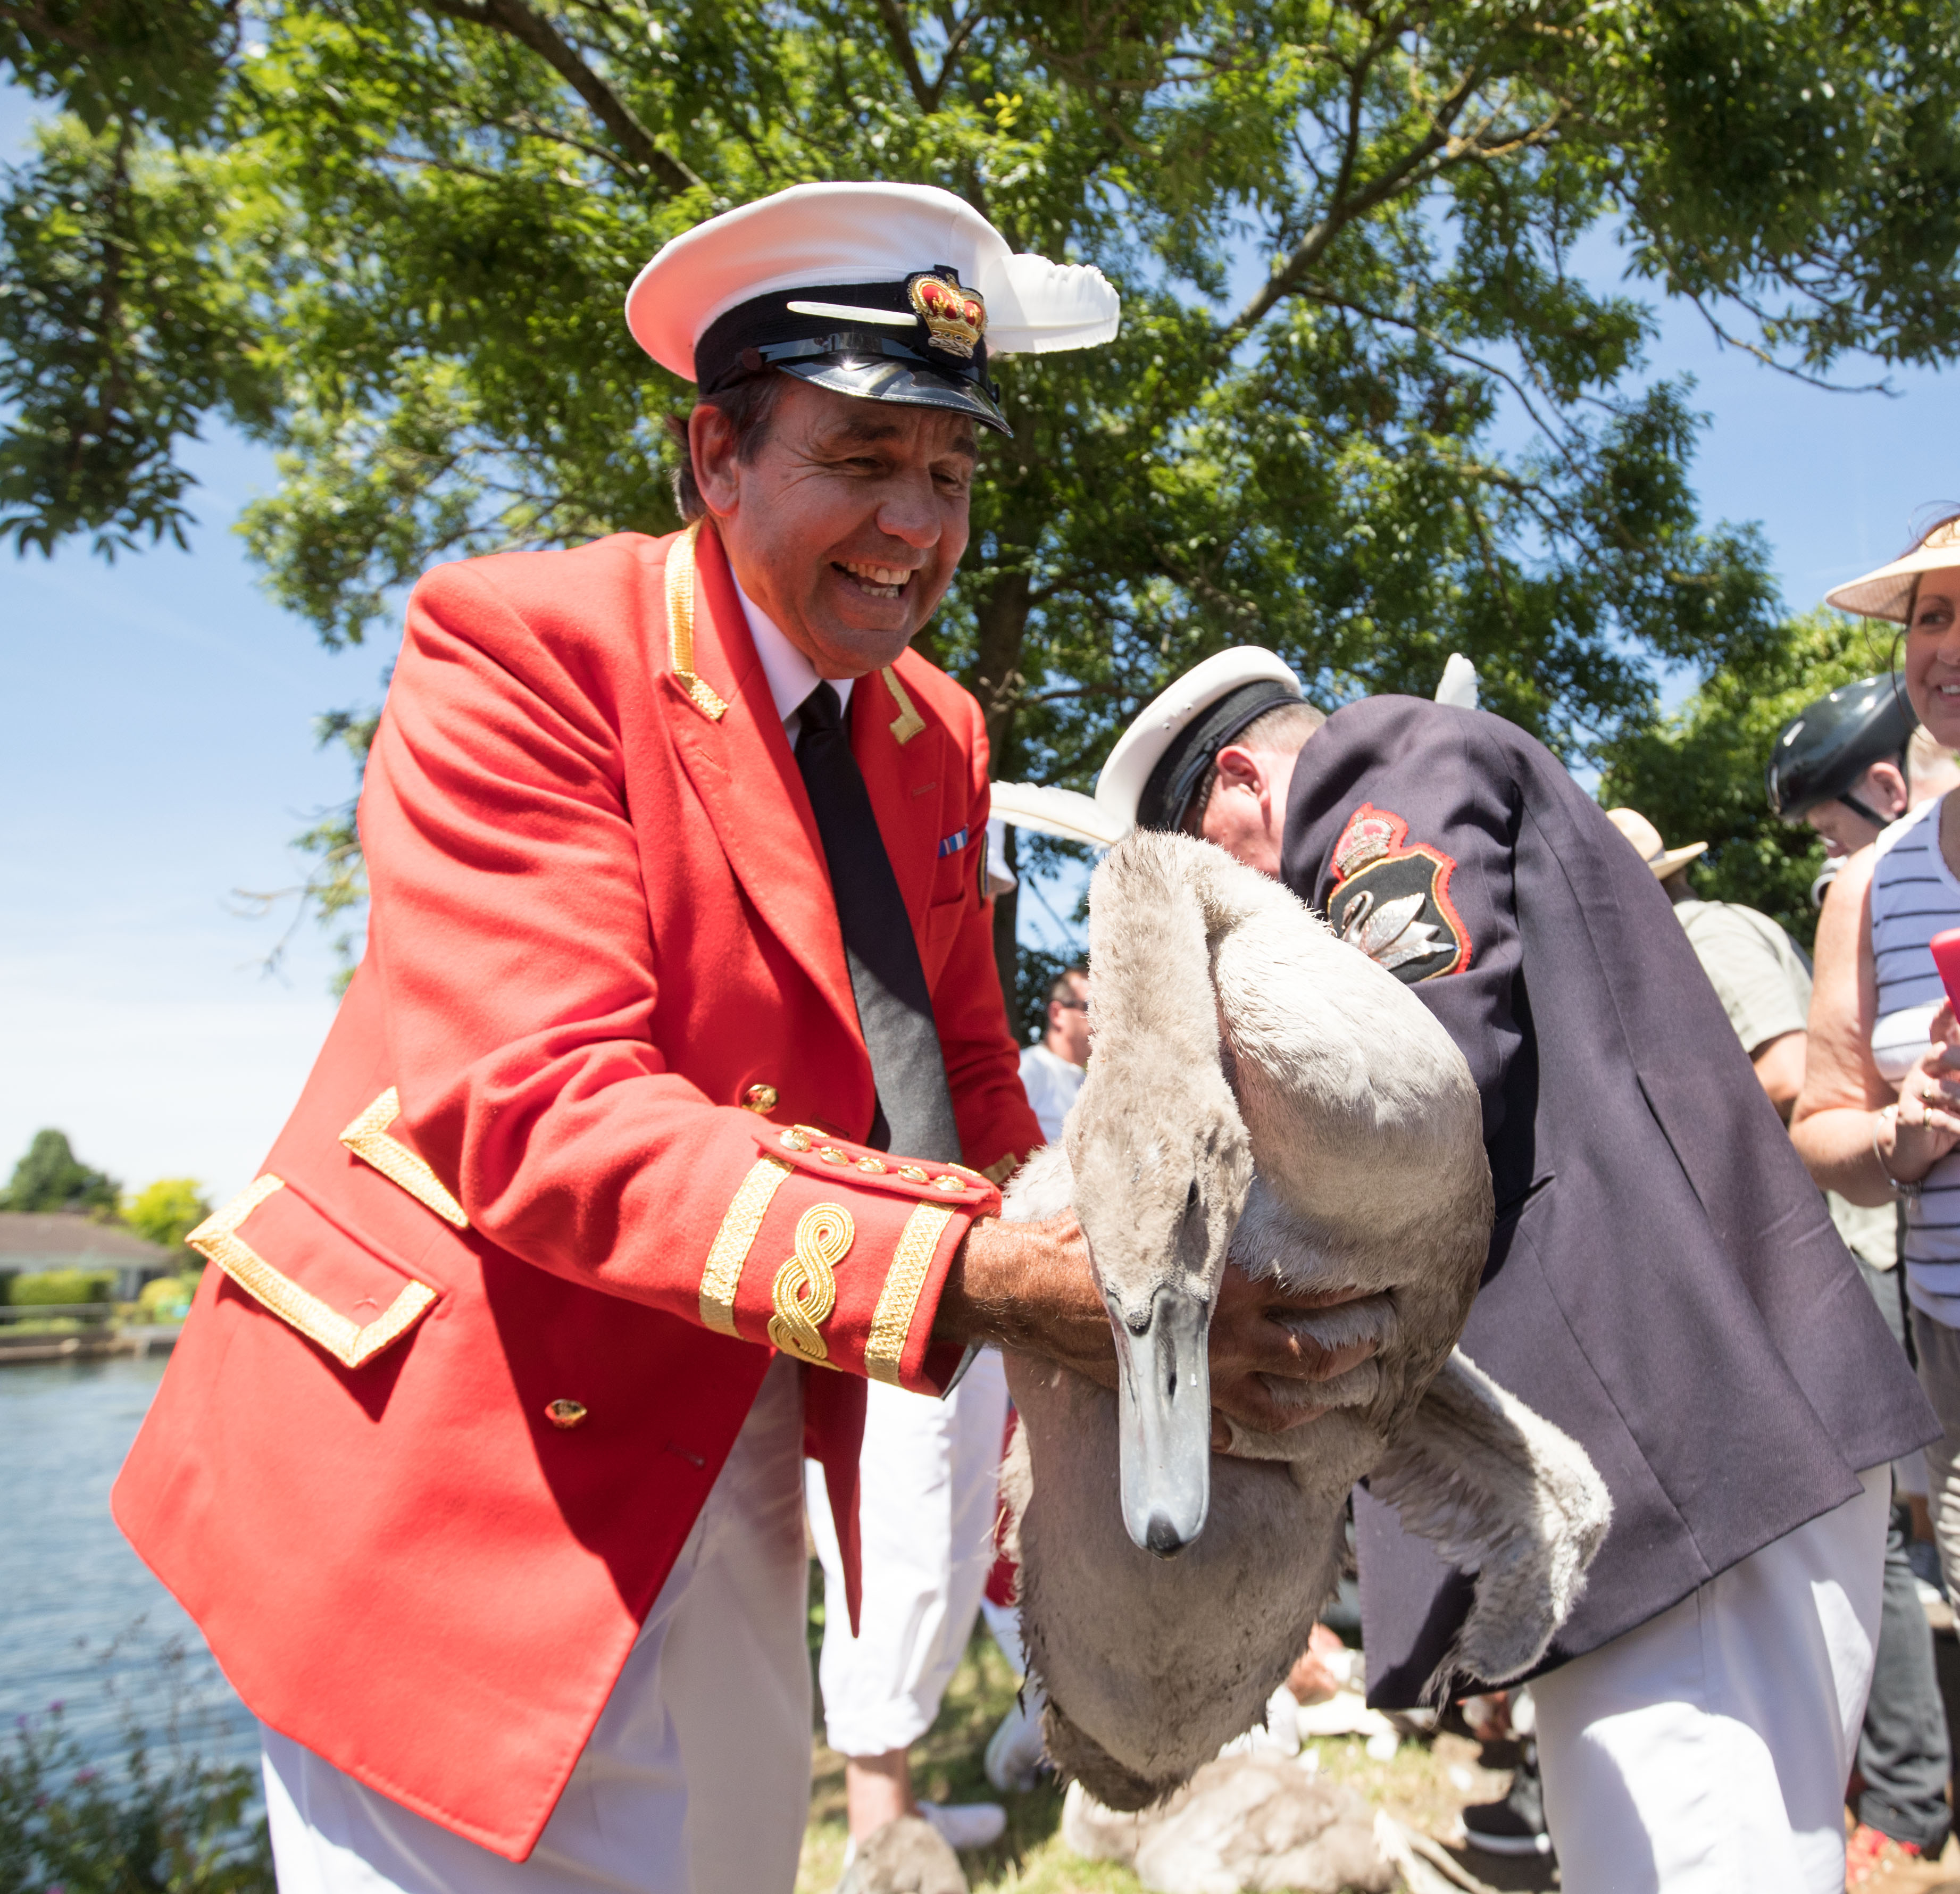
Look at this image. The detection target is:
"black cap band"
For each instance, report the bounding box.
[1136,680,1298,832]
[695,280,992,397]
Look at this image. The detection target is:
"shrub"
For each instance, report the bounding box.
[123,1181,212,1253]
[137,1274,202,1322]
[11,1271,116,1307]
[0,1703,271,1894]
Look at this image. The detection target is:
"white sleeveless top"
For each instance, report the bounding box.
[1869,796,1960,1322]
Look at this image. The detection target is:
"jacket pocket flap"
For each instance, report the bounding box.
[188,1175,441,1369]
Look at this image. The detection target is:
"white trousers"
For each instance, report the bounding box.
[263,1356,811,1894]
[1532,1464,1889,1893]
[804,1350,1010,1758]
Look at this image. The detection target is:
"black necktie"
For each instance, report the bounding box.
[795,682,962,1162]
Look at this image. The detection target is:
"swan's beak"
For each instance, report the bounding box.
[1110,1283,1212,1557]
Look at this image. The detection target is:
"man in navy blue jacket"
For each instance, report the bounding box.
[1089,649,1935,1892]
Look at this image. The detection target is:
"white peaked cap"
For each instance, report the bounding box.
[626,181,1121,378]
[988,781,1133,849]
[1096,647,1304,834]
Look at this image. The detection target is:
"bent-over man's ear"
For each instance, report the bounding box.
[1367,1350,1611,1703]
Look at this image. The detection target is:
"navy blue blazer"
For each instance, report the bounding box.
[1280,696,1935,1705]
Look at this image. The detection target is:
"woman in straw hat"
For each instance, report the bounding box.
[1793,514,1960,1626]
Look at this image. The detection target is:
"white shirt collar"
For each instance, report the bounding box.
[733,578,854,730]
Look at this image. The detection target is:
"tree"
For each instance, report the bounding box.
[0,1128,121,1215]
[1599,609,1903,949]
[7,0,1960,1017]
[122,1176,213,1249]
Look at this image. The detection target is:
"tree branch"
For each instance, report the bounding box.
[420,0,701,197]
[873,0,937,111]
[1228,52,1490,340]
[502,106,641,179]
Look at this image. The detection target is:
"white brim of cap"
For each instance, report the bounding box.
[1094,647,1303,832]
[624,180,1120,379]
[1825,519,1960,623]
[989,781,1132,849]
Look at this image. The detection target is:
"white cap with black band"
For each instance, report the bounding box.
[625,181,1120,438]
[1094,647,1305,835]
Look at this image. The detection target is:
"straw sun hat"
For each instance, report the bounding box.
[1824,513,1960,624]
[1605,808,1708,881]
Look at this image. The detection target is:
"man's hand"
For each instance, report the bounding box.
[935,1213,1383,1437]
[1207,1265,1382,1439]
[1888,999,1960,1180]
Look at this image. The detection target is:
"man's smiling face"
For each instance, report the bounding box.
[691,377,978,679]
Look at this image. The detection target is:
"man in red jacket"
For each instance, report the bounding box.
[113,185,1363,1894]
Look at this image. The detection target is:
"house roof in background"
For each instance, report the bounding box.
[0,1213,174,1263]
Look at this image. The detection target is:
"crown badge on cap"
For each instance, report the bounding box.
[906,268,986,360]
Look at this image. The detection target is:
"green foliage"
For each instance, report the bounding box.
[122,1178,212,1250]
[10,1268,117,1305]
[137,1270,202,1320]
[0,114,278,557]
[1,0,244,141]
[1,1128,121,1214]
[9,0,1960,986]
[0,1701,271,1894]
[1599,610,1901,948]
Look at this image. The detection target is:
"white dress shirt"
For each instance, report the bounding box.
[733,578,853,740]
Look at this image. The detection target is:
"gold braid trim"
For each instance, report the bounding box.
[338,1089,469,1229]
[864,1200,957,1386]
[882,665,926,744]
[187,1175,438,1370]
[666,521,728,721]
[768,1203,854,1367]
[699,1156,792,1336]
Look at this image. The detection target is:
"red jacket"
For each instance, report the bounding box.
[112,521,1041,1860]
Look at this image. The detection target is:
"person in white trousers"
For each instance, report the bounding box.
[806,1353,1013,1855]
[799,977,1090,1853]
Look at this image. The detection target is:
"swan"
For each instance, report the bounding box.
[997,831,1609,1809]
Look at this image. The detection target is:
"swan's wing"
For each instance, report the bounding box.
[1367,1350,1610,1699]
[990,781,1132,848]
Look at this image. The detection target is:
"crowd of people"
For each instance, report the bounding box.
[101,176,1960,1894]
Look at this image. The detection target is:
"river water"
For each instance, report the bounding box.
[2,1356,260,1774]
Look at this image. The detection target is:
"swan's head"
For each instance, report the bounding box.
[1065,1064,1253,1557]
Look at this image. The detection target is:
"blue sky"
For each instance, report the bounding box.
[3,90,1957,1198]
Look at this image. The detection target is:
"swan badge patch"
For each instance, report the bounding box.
[1329,804,1470,982]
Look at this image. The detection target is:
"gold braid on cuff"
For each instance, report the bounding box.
[768,1204,854,1366]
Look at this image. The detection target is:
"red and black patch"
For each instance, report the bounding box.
[1329,803,1470,983]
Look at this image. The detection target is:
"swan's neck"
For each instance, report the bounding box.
[1085,836,1237,1074]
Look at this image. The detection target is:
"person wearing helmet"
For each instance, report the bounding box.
[1769,674,1918,870]
[1771,678,1960,895]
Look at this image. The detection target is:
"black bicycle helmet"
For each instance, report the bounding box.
[1766,674,1917,824]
